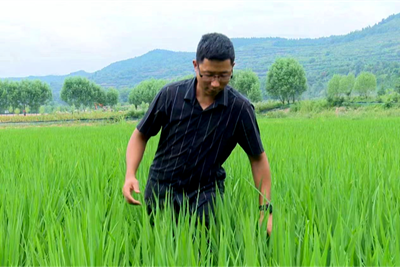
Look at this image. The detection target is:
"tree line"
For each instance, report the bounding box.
[60,77,119,110]
[53,57,308,111]
[327,71,400,100]
[0,80,52,113]
[126,58,308,107]
[2,56,399,114]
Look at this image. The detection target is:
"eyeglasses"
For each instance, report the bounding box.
[198,67,233,82]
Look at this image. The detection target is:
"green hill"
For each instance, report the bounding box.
[3,13,400,101]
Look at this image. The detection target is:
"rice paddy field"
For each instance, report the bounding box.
[1,117,400,266]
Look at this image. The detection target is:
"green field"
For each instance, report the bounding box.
[1,117,400,266]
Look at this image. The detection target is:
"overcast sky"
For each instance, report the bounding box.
[1,0,400,78]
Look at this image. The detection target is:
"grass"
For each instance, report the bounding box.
[1,117,400,266]
[0,108,145,123]
[0,110,126,123]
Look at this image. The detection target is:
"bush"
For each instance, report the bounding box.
[290,100,330,113]
[342,101,351,108]
[375,96,383,103]
[254,101,283,113]
[289,102,301,112]
[14,108,21,115]
[327,96,345,107]
[114,103,122,112]
[138,102,149,111]
[389,93,400,103]
[313,100,330,112]
[125,108,145,119]
[384,102,392,109]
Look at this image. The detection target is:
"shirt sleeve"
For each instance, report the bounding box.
[235,103,264,156]
[136,87,167,138]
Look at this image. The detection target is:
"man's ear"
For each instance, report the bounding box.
[193,60,198,69]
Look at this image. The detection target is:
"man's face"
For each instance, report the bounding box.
[193,58,234,97]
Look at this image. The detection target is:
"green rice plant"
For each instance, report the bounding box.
[1,117,400,266]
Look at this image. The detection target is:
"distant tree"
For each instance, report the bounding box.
[19,80,52,113]
[170,74,194,82]
[394,78,400,94]
[309,81,324,98]
[0,81,8,112]
[327,75,342,98]
[339,73,355,97]
[230,69,262,102]
[0,80,21,113]
[106,88,119,107]
[93,84,106,106]
[354,72,377,98]
[4,81,20,111]
[61,77,106,109]
[129,79,168,107]
[247,84,263,103]
[377,85,386,96]
[119,88,131,104]
[61,77,90,108]
[266,58,307,104]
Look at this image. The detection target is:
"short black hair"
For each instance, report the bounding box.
[196,33,235,65]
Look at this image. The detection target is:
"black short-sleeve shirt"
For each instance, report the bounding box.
[137,77,264,192]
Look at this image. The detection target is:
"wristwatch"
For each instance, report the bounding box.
[259,203,273,214]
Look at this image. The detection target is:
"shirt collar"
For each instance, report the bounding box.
[184,77,228,107]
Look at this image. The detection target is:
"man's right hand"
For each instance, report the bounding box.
[122,176,142,205]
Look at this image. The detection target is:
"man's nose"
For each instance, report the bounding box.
[211,79,220,87]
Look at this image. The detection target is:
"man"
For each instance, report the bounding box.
[122,33,272,235]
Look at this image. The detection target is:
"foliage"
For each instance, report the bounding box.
[266,58,307,104]
[0,80,52,113]
[327,74,342,98]
[253,101,284,113]
[128,79,168,107]
[230,69,262,102]
[169,74,194,82]
[326,73,355,99]
[247,84,263,103]
[0,81,8,112]
[395,78,400,94]
[0,110,135,123]
[61,77,107,109]
[290,99,330,113]
[339,73,355,97]
[354,72,377,98]
[377,85,386,96]
[20,80,53,112]
[119,88,131,104]
[106,88,119,107]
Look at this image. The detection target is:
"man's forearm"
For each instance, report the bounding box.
[126,128,148,178]
[249,152,272,205]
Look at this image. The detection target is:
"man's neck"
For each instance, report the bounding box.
[196,84,216,110]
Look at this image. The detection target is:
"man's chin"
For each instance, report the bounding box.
[206,88,222,96]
